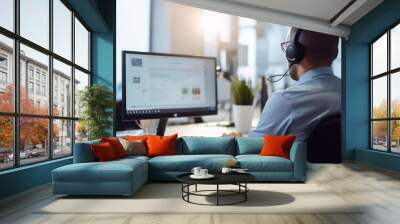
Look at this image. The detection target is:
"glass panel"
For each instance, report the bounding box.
[53,0,72,60]
[74,18,89,69]
[0,34,14,112]
[391,120,400,153]
[391,24,400,70]
[372,121,388,151]
[391,72,400,118]
[19,117,49,165]
[74,69,89,118]
[20,44,49,115]
[53,59,72,117]
[372,33,387,76]
[75,120,88,143]
[0,116,13,170]
[0,0,14,31]
[372,76,387,119]
[53,119,72,157]
[20,0,49,49]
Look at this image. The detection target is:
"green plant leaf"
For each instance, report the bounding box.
[230,78,254,105]
[79,84,114,140]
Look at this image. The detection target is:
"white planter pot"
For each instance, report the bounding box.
[138,119,159,134]
[232,104,254,134]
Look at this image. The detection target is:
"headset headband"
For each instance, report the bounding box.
[292,29,302,45]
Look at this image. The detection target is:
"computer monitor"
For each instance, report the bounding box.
[120,51,217,121]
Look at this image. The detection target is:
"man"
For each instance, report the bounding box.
[232,28,341,141]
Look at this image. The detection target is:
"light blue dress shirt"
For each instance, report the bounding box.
[249,66,341,141]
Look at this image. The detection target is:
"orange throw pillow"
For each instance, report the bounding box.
[259,135,296,159]
[124,135,149,141]
[146,134,178,157]
[101,137,127,158]
[91,142,117,161]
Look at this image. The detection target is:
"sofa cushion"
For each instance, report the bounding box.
[236,137,263,155]
[260,135,296,159]
[119,138,148,156]
[101,137,127,158]
[236,155,293,172]
[73,140,100,163]
[149,154,235,172]
[91,142,118,161]
[147,134,178,157]
[53,158,147,183]
[178,137,235,155]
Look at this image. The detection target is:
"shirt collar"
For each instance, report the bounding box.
[298,66,334,84]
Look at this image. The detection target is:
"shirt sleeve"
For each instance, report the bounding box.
[248,92,293,137]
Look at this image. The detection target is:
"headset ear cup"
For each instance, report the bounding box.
[285,44,297,63]
[286,43,305,64]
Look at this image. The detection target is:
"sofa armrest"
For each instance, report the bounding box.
[73,140,100,163]
[289,141,307,181]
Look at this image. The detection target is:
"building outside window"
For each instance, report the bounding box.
[0,54,7,67]
[370,23,400,154]
[0,0,91,170]
[41,85,46,97]
[0,71,6,85]
[28,67,34,80]
[28,81,34,94]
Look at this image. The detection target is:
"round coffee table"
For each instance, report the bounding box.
[177,173,255,206]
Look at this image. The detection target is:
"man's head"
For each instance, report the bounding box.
[284,28,339,80]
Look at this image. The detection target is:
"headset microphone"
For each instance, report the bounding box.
[266,64,292,82]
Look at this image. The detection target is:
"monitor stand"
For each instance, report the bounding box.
[156,118,168,136]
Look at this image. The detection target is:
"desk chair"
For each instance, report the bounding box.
[307,114,341,163]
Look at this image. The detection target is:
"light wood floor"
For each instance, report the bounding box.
[1,162,400,224]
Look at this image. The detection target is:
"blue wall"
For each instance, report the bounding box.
[0,158,72,199]
[345,0,400,170]
[91,32,115,134]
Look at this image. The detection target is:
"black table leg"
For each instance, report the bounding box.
[216,184,219,206]
[245,183,247,201]
[195,184,198,192]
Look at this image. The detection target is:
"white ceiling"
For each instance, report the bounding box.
[226,0,352,22]
[166,0,384,37]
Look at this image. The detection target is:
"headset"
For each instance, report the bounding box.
[285,28,305,64]
[267,28,305,82]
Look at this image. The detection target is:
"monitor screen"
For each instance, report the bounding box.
[121,51,217,120]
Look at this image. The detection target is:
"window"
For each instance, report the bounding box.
[28,67,34,80]
[0,0,14,31]
[74,69,89,118]
[0,0,91,170]
[370,23,400,154]
[35,70,41,81]
[0,34,14,113]
[74,18,90,70]
[53,119,72,158]
[42,85,46,97]
[53,0,72,60]
[53,59,72,117]
[36,84,40,96]
[0,116,13,170]
[0,71,6,85]
[0,55,7,67]
[20,0,49,48]
[28,81,34,94]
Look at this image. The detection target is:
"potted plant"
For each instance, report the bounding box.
[79,84,114,140]
[231,79,254,134]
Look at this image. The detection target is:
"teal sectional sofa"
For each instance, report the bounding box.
[52,137,307,196]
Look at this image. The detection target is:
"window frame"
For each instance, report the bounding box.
[0,0,91,171]
[370,21,400,154]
